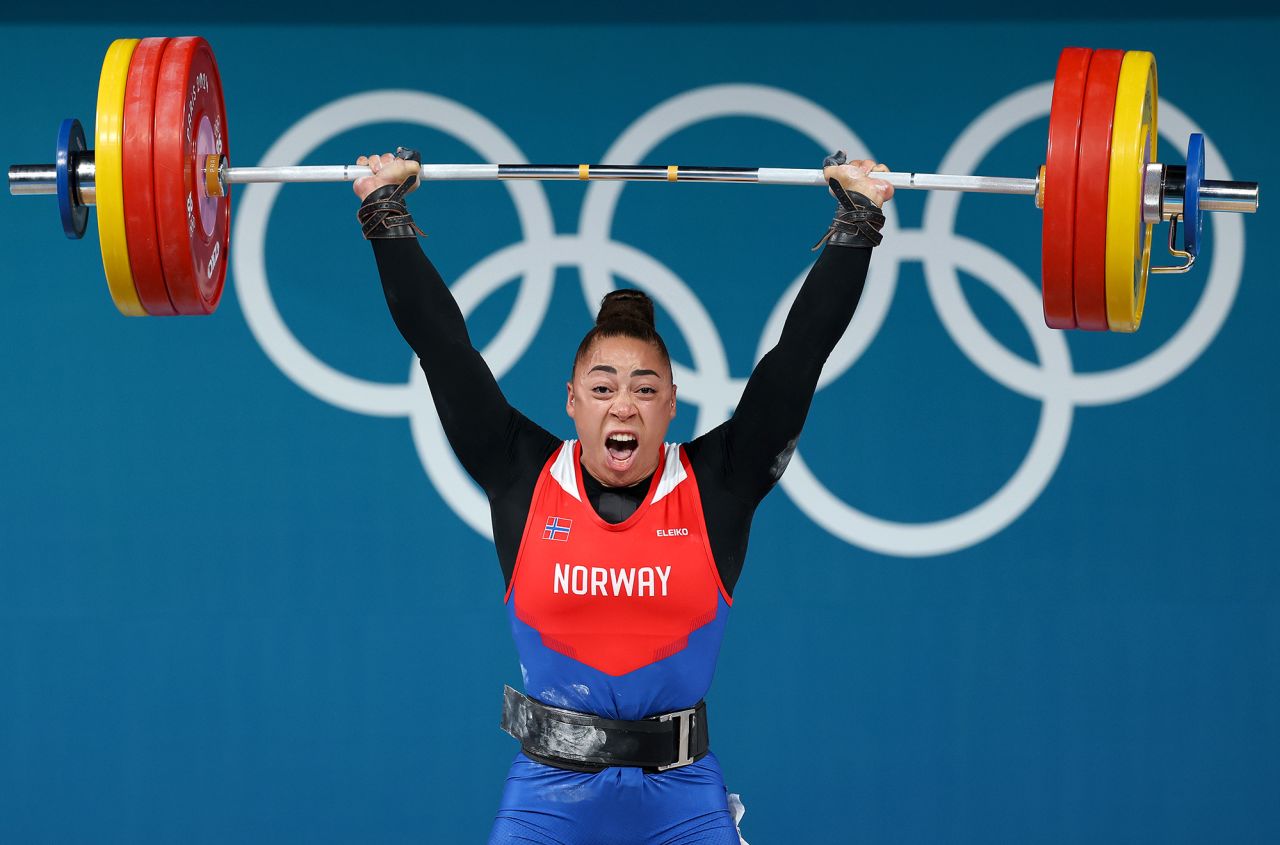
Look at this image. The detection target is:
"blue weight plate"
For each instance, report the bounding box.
[1184,133,1205,257]
[56,118,88,239]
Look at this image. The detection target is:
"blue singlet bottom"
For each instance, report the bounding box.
[487,752,743,845]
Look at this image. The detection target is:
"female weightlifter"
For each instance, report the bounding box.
[355,149,892,845]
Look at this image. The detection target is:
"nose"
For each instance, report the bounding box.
[610,396,636,420]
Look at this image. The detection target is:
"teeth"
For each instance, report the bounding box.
[610,434,636,443]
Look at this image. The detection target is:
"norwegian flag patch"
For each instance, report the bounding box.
[542,516,573,541]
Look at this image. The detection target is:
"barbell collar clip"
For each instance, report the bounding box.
[1150,214,1197,275]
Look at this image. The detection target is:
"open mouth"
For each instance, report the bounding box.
[605,433,638,467]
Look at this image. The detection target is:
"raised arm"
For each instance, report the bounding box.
[355,153,556,496]
[707,157,893,504]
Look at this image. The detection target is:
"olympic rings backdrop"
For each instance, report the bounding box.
[2,16,1277,845]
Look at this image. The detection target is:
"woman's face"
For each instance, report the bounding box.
[566,335,677,488]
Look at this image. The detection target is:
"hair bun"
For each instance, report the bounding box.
[573,288,670,379]
[596,289,656,329]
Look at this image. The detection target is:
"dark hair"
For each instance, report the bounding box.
[572,289,672,379]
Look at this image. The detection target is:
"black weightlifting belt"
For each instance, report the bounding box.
[500,685,709,773]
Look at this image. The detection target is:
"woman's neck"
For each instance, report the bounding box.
[580,460,652,524]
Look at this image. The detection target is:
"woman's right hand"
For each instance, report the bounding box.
[353,152,421,201]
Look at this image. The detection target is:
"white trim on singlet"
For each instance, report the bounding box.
[650,443,687,505]
[550,441,581,501]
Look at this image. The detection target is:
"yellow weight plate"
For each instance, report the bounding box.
[96,39,145,316]
[1104,50,1157,333]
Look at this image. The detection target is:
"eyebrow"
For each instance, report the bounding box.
[588,365,661,378]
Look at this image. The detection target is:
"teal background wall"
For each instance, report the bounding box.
[1,14,1276,844]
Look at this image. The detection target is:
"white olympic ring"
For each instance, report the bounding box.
[232,81,1244,558]
[233,90,557,418]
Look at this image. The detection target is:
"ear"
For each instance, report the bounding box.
[565,381,576,419]
[668,384,678,421]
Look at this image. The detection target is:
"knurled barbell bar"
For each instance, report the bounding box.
[6,37,1261,331]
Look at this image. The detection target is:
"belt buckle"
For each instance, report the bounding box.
[655,706,698,772]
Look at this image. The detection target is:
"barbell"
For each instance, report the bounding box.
[6,37,1261,332]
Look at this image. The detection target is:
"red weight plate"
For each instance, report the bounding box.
[122,37,176,316]
[1072,49,1124,332]
[1041,47,1092,330]
[153,36,230,315]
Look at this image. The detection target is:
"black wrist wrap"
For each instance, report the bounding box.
[357,147,426,240]
[811,151,886,251]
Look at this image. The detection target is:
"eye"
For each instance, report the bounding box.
[637,386,657,395]
[591,385,613,395]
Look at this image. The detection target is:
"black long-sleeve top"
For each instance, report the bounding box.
[371,238,871,598]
